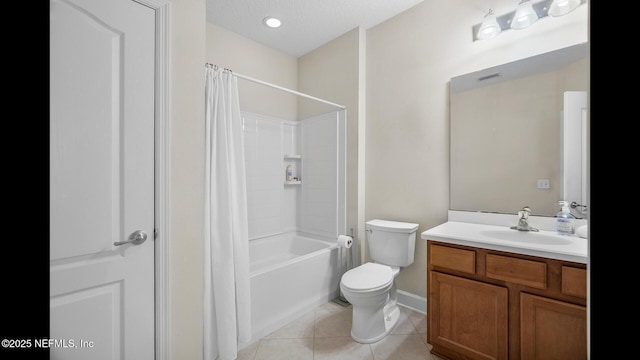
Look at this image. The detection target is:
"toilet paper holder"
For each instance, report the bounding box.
[334,229,355,307]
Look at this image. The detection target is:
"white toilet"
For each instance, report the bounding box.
[340,219,419,344]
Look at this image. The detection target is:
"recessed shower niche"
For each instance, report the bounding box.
[242,110,346,240]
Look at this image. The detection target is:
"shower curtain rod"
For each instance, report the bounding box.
[206,63,346,110]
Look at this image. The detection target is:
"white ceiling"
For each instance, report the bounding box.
[206,0,425,58]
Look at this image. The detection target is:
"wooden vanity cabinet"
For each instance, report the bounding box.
[427,240,587,360]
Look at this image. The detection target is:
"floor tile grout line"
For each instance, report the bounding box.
[251,338,262,360]
[244,302,435,359]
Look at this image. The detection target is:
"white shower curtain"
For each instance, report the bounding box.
[204,65,251,360]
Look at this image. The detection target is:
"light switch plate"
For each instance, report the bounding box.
[537,179,550,189]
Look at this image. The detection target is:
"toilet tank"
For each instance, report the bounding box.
[366,219,419,267]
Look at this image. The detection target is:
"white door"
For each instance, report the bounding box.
[562,91,588,216]
[50,0,155,358]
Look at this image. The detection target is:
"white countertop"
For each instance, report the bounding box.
[421,221,588,264]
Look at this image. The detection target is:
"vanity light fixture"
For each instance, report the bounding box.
[263,16,282,28]
[477,9,501,40]
[548,0,581,17]
[472,0,587,41]
[511,0,539,29]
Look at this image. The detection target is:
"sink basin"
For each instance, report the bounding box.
[480,229,573,245]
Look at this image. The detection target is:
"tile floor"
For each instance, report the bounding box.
[237,301,446,360]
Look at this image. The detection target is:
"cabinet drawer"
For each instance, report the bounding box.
[562,266,587,299]
[430,244,475,274]
[486,254,547,289]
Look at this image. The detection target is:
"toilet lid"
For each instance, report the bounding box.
[341,263,393,291]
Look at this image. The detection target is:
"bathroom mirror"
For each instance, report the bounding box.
[450,43,589,218]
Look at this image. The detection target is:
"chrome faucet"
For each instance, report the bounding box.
[510,206,539,232]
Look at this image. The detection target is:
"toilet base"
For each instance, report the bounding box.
[350,302,400,344]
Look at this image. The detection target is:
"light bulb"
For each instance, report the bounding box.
[511,0,538,30]
[548,0,581,17]
[263,17,282,28]
[477,9,502,40]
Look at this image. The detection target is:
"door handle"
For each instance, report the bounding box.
[114,230,148,246]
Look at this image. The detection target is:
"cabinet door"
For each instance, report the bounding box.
[429,271,508,360]
[520,293,587,360]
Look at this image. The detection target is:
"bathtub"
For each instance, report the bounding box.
[247,232,345,342]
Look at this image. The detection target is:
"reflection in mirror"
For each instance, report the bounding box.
[450,43,588,218]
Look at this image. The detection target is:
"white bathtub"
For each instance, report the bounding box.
[247,232,345,342]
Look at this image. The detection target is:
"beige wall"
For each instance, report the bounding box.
[170,0,205,359]
[206,23,298,121]
[365,0,588,297]
[297,27,365,257]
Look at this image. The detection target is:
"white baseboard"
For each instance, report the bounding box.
[397,290,426,315]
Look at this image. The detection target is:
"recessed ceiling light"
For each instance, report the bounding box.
[263,17,281,28]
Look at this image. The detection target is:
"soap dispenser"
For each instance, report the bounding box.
[556,201,576,236]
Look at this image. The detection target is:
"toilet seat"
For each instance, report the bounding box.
[341,263,393,292]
